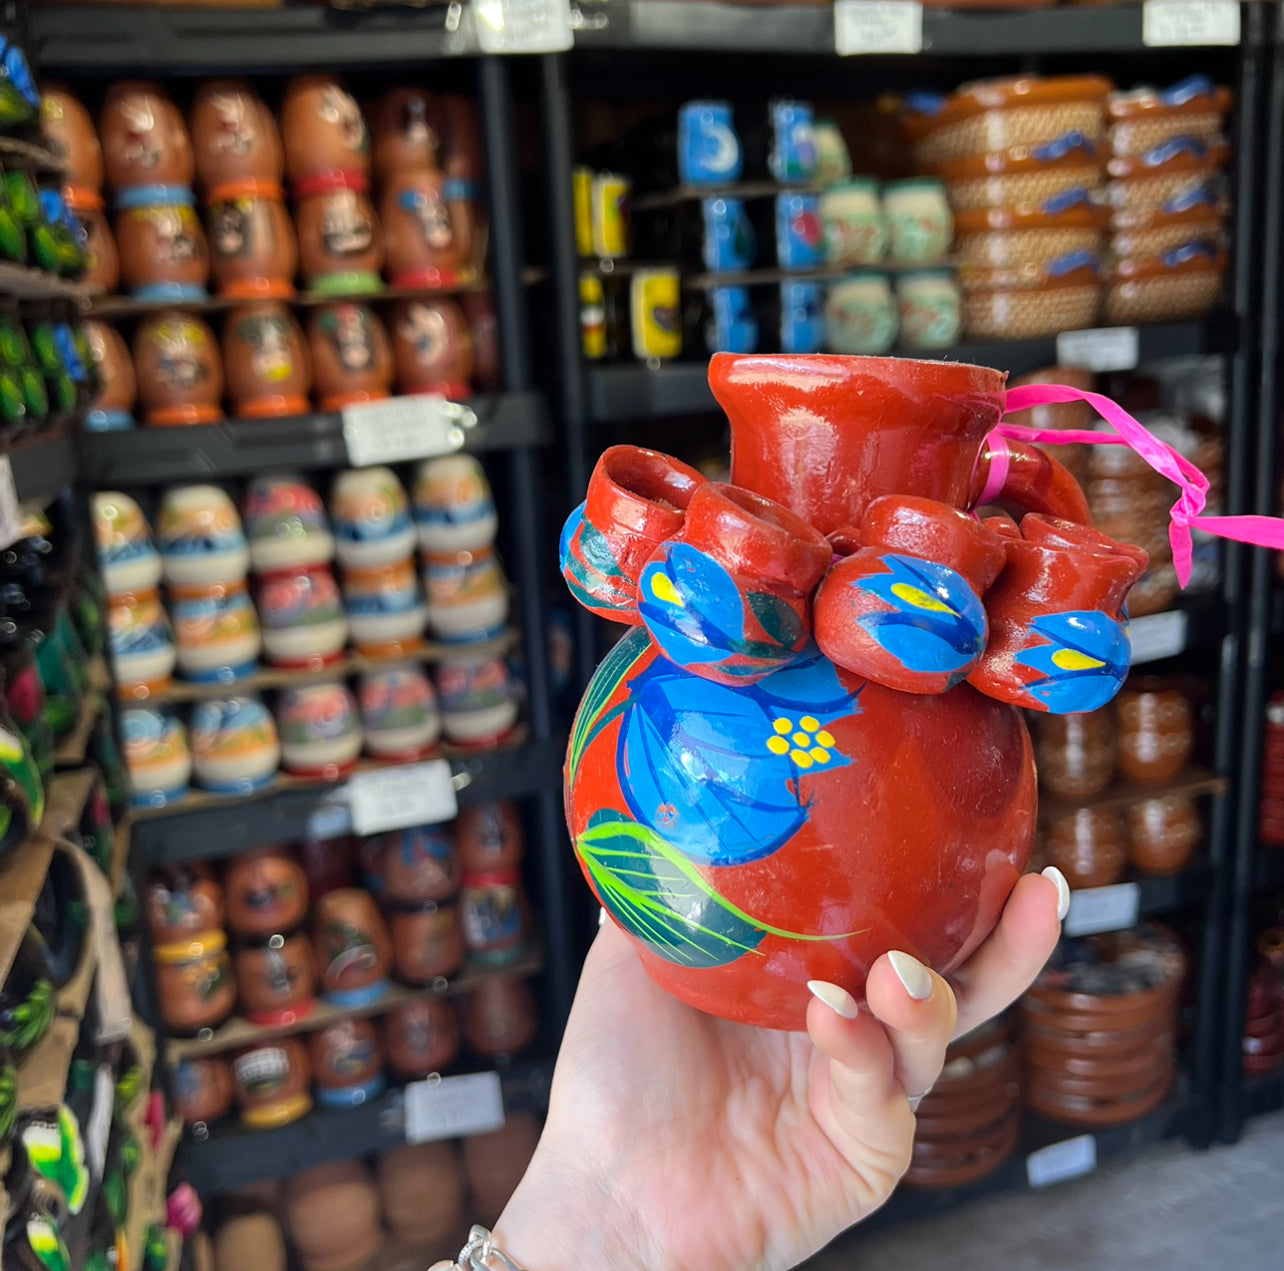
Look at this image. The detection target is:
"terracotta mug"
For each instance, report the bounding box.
[1116,677,1193,783]
[145,862,224,943]
[225,845,309,937]
[85,320,137,431]
[174,1056,234,1129]
[281,75,371,192]
[312,888,392,1007]
[132,312,224,426]
[455,800,524,873]
[234,931,316,1026]
[100,81,194,192]
[115,189,210,302]
[371,86,444,178]
[42,86,103,190]
[207,181,297,300]
[191,79,284,189]
[295,180,383,295]
[381,169,470,288]
[231,1036,313,1129]
[307,303,393,410]
[463,976,537,1057]
[223,301,312,418]
[310,1018,385,1108]
[65,188,119,293]
[384,994,460,1078]
[390,297,472,397]
[389,901,465,984]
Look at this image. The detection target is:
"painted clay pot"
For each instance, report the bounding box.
[121,706,190,806]
[174,1056,235,1129]
[378,1141,464,1247]
[108,587,176,699]
[300,835,356,900]
[414,455,498,554]
[171,580,262,683]
[307,303,393,409]
[85,322,137,432]
[256,565,349,668]
[1035,709,1116,800]
[463,976,537,1057]
[132,312,224,426]
[310,1018,385,1108]
[1116,677,1193,783]
[389,901,465,984]
[207,183,297,300]
[462,290,500,390]
[231,1037,313,1129]
[455,800,524,874]
[42,86,103,190]
[278,680,362,777]
[436,651,518,748]
[331,466,416,569]
[192,80,284,189]
[100,82,194,192]
[223,301,311,417]
[115,189,209,301]
[381,168,470,288]
[281,76,371,191]
[92,491,160,593]
[423,545,509,644]
[157,484,249,587]
[390,298,472,398]
[153,931,236,1035]
[343,557,426,659]
[459,871,527,965]
[295,182,383,295]
[463,1115,540,1225]
[1045,806,1128,890]
[244,475,334,574]
[225,846,309,937]
[146,863,224,942]
[65,188,119,293]
[191,696,280,794]
[371,87,443,177]
[214,1214,285,1271]
[234,931,316,1025]
[384,994,460,1078]
[312,888,392,1007]
[1127,795,1201,875]
[283,1160,381,1271]
[363,824,456,904]
[358,665,440,760]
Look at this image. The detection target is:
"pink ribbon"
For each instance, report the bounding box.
[992,383,1284,587]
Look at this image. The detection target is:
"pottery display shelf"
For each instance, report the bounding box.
[1038,764,1227,819]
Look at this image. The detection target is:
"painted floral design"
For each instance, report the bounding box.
[559,503,634,617]
[1014,610,1130,712]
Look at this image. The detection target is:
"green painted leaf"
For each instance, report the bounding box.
[568,626,650,779]
[748,591,803,651]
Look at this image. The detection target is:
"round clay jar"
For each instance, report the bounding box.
[463,1114,540,1224]
[174,1055,235,1128]
[455,800,524,873]
[1034,709,1116,800]
[364,825,457,904]
[223,301,312,418]
[191,80,284,189]
[146,862,224,942]
[390,298,473,398]
[115,191,210,302]
[307,303,394,409]
[85,320,137,431]
[377,1141,464,1247]
[459,872,528,965]
[1127,795,1201,875]
[234,931,316,1025]
[152,930,236,1035]
[383,994,460,1078]
[1116,677,1194,783]
[207,183,297,300]
[214,1215,286,1271]
[100,81,194,192]
[463,976,537,1057]
[283,1159,382,1271]
[281,76,372,191]
[295,183,384,294]
[380,168,470,289]
[42,86,103,190]
[312,888,392,1007]
[231,1036,313,1130]
[132,311,224,426]
[309,1017,385,1108]
[66,189,119,293]
[390,901,465,985]
[371,87,443,178]
[224,845,309,938]
[1045,806,1128,890]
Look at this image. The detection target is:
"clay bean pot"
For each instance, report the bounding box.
[371,87,443,178]
[85,320,137,431]
[208,182,297,300]
[214,1214,286,1271]
[174,1055,235,1128]
[310,1017,385,1108]
[307,302,394,410]
[234,931,316,1025]
[390,298,472,398]
[381,168,470,288]
[283,1160,382,1271]
[378,1141,464,1247]
[1116,678,1194,783]
[1034,709,1116,800]
[223,301,312,418]
[463,1114,540,1225]
[363,825,457,904]
[384,994,460,1077]
[1127,795,1201,874]
[153,930,236,1035]
[133,311,224,427]
[455,800,524,873]
[192,80,284,189]
[146,862,224,942]
[65,188,119,293]
[313,888,392,1007]
[231,1036,312,1129]
[462,975,537,1057]
[295,183,383,295]
[100,81,194,192]
[225,845,309,937]
[390,901,465,985]
[281,75,372,191]
[1045,806,1128,891]
[115,192,210,302]
[42,86,103,190]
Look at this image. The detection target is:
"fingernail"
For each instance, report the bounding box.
[1042,866,1071,921]
[598,907,608,928]
[807,979,859,1020]
[887,950,933,1001]
[907,1086,933,1112]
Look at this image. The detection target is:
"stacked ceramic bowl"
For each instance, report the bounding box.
[906,75,1111,339]
[1259,692,1284,846]
[1104,75,1231,324]
[1020,923,1185,1127]
[905,1017,1021,1188]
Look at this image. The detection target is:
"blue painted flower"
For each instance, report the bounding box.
[619,646,859,866]
[856,553,987,679]
[1014,610,1130,713]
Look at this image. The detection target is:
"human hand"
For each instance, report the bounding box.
[494,867,1068,1271]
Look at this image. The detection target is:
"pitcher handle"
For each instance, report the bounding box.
[970,434,1090,526]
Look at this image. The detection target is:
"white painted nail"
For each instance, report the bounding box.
[887,950,933,1001]
[807,979,859,1020]
[598,907,608,928]
[907,1087,933,1112]
[1042,866,1071,921]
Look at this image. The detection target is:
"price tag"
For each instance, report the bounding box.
[347,759,458,836]
[1027,1134,1097,1188]
[0,456,22,551]
[342,396,469,468]
[1143,0,1240,47]
[834,1,923,55]
[475,0,574,53]
[405,1071,505,1143]
[1129,609,1188,664]
[1055,327,1140,373]
[1064,882,1142,937]
[87,1066,114,1180]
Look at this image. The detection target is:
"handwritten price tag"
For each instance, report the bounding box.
[475,0,574,53]
[1056,327,1140,373]
[1064,882,1142,938]
[1027,1134,1097,1188]
[834,1,923,55]
[1143,0,1240,47]
[342,395,469,468]
[347,760,458,836]
[1129,610,1188,664]
[405,1072,505,1143]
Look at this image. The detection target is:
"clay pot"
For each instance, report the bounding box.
[307,302,393,409]
[381,169,470,288]
[121,706,190,806]
[132,311,224,427]
[1116,677,1193,783]
[100,81,194,192]
[1046,806,1128,891]
[234,931,316,1025]
[174,587,263,689]
[390,298,472,397]
[463,1115,540,1225]
[310,1017,385,1108]
[281,76,372,191]
[42,86,103,190]
[153,930,236,1035]
[283,1160,382,1271]
[364,825,457,904]
[66,188,119,293]
[423,545,509,644]
[231,1036,312,1129]
[390,902,465,984]
[223,301,312,418]
[208,182,297,300]
[435,650,518,748]
[92,491,157,593]
[414,454,498,555]
[383,994,460,1078]
[192,80,284,189]
[313,888,392,1006]
[295,182,383,294]
[157,484,249,587]
[109,590,176,700]
[1035,709,1116,800]
[359,665,440,760]
[243,475,335,574]
[256,566,349,669]
[1127,795,1201,874]
[225,846,309,937]
[460,872,528,964]
[331,466,415,569]
[371,87,443,178]
[462,976,537,1057]
[378,1142,464,1247]
[214,1214,286,1271]
[343,557,426,660]
[85,320,136,431]
[146,862,224,942]
[174,1056,235,1128]
[455,800,524,874]
[116,191,210,301]
[277,680,363,777]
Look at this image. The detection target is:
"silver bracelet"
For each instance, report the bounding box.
[429,1226,527,1271]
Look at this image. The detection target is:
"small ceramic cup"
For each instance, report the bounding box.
[358,665,440,761]
[93,491,162,595]
[170,579,262,683]
[190,696,280,795]
[824,273,897,355]
[108,587,177,699]
[413,455,498,554]
[342,557,426,660]
[422,545,509,644]
[435,652,518,748]
[819,179,887,266]
[121,707,191,807]
[243,474,335,574]
[157,484,250,587]
[256,565,349,669]
[277,680,363,778]
[331,466,416,569]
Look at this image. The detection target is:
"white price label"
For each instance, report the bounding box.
[0,456,22,551]
[347,759,458,836]
[342,395,470,468]
[87,1066,114,1180]
[1128,609,1188,664]
[475,0,574,53]
[1143,0,1240,47]
[1064,882,1142,937]
[1055,327,1140,373]
[834,1,923,55]
[1027,1134,1097,1188]
[405,1071,505,1143]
